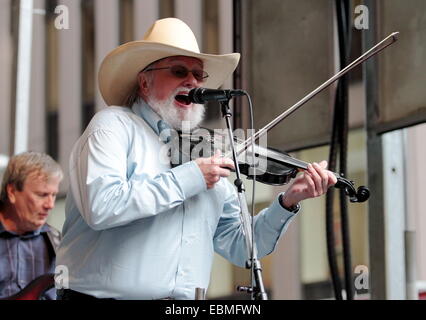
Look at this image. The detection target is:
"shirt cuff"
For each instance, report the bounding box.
[170,161,207,199]
[264,192,300,232]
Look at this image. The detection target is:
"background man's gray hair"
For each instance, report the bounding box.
[0,151,63,205]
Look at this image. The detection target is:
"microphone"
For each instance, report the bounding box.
[186,88,246,104]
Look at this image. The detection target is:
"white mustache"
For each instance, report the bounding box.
[147,87,205,130]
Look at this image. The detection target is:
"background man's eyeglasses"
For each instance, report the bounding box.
[143,65,209,82]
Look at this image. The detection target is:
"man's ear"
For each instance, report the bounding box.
[6,184,17,204]
[138,73,150,97]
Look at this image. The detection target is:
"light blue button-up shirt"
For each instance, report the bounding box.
[56,100,298,300]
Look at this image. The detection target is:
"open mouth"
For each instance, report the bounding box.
[175,94,191,105]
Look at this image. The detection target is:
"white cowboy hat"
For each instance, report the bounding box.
[98,17,241,106]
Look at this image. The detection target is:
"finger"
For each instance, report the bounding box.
[319,160,328,169]
[217,157,235,170]
[211,175,221,183]
[207,149,221,165]
[328,171,338,186]
[206,175,220,188]
[313,162,329,194]
[307,163,323,195]
[303,171,317,197]
[318,160,338,187]
[216,167,231,177]
[211,150,222,164]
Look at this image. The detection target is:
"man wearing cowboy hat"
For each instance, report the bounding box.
[56,18,336,300]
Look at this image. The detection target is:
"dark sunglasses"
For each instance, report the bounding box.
[143,65,209,82]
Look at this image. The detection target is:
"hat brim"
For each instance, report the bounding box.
[98,41,240,106]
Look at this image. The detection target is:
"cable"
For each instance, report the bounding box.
[326,0,353,300]
[337,0,354,300]
[336,0,353,300]
[326,82,343,299]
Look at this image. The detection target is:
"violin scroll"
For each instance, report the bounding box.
[354,186,370,203]
[334,176,370,203]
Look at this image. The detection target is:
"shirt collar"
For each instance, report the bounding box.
[132,99,164,136]
[0,220,50,237]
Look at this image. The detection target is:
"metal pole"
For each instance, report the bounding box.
[403,130,418,300]
[382,131,407,299]
[364,0,407,300]
[13,0,34,155]
[363,0,387,300]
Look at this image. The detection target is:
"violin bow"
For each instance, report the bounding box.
[236,31,399,156]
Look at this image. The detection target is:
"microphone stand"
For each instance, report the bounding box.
[219,97,268,300]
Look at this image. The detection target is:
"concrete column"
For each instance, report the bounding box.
[28,0,46,153]
[0,0,12,155]
[13,0,34,154]
[218,0,233,91]
[58,0,82,193]
[382,130,407,299]
[174,0,202,44]
[134,0,159,40]
[406,124,426,286]
[95,0,119,109]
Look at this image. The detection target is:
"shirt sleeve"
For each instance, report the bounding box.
[213,183,298,267]
[69,127,206,231]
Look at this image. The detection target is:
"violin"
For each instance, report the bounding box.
[173,32,399,204]
[175,127,370,203]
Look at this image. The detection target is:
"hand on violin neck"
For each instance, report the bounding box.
[281,160,338,207]
[195,150,235,189]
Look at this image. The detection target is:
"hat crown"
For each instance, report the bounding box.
[142,18,201,54]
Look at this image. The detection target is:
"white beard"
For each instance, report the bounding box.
[147,87,205,132]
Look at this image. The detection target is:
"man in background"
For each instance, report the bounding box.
[0,151,63,300]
